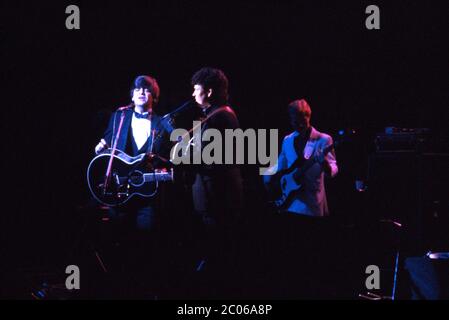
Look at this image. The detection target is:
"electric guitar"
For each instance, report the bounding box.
[272,142,336,211]
[87,149,174,207]
[269,127,356,211]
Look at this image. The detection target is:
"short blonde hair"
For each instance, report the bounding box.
[288,99,312,117]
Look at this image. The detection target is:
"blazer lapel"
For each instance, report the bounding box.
[304,127,319,159]
[116,109,133,151]
[145,115,160,153]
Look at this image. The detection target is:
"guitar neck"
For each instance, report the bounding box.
[301,143,335,171]
[143,171,173,183]
[322,143,335,156]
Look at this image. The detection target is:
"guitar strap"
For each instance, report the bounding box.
[293,127,311,166]
[172,106,231,150]
[185,106,231,138]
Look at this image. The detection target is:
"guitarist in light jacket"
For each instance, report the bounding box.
[264,99,338,217]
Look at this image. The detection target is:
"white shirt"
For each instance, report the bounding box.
[131,112,152,151]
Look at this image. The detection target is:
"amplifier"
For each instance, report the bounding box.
[375,127,431,152]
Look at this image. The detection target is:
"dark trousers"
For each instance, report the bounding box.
[190,171,243,297]
[271,213,338,298]
[108,200,158,232]
[106,197,163,297]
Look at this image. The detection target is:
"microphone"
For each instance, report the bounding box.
[162,100,193,119]
[160,100,194,133]
[117,104,133,111]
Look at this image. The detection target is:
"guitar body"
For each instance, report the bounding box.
[274,168,304,210]
[272,142,336,211]
[87,149,173,207]
[268,130,354,212]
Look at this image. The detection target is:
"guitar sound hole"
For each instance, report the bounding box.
[129,171,144,186]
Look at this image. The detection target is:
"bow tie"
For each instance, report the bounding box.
[134,112,150,119]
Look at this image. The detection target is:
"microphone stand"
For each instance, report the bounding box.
[164,100,193,118]
[103,107,128,193]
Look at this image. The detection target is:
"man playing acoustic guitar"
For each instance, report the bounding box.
[93,75,171,297]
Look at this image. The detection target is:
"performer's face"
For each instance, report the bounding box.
[192,84,211,108]
[289,109,311,132]
[132,87,152,108]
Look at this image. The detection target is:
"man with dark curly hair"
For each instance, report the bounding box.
[188,67,244,295]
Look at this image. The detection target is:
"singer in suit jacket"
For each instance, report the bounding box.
[94,75,172,232]
[188,68,244,287]
[93,75,174,297]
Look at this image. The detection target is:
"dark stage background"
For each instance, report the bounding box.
[2,0,448,298]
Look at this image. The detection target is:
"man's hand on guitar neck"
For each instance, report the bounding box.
[314,147,326,164]
[314,147,332,176]
[146,153,174,168]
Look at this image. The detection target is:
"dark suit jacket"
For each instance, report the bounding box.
[197,104,241,175]
[189,104,244,221]
[102,108,172,166]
